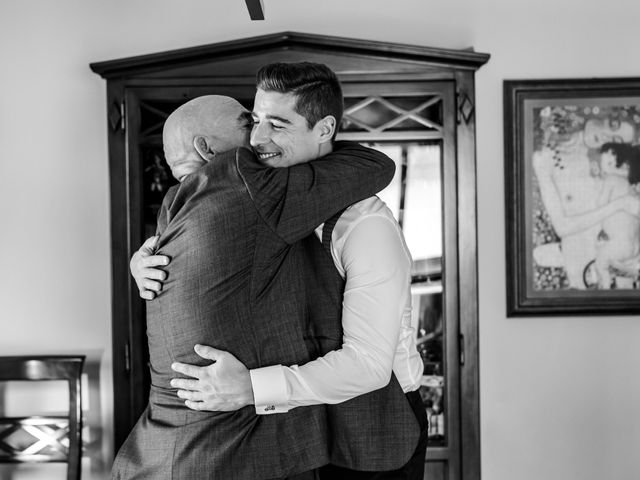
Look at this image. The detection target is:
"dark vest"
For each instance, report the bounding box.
[301,209,421,471]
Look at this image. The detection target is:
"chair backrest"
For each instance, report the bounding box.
[0,356,85,480]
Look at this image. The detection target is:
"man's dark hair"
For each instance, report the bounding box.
[256,62,344,139]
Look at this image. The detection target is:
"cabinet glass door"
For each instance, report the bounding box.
[339,81,459,479]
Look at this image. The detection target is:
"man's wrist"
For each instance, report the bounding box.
[249,365,289,415]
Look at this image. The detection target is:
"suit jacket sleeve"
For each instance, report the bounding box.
[236,142,395,244]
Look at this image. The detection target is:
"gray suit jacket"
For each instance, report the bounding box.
[111,143,394,480]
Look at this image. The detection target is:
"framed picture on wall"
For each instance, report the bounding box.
[504,78,640,316]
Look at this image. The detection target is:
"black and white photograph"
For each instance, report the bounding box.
[2,2,640,480]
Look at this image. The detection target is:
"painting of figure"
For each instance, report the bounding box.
[530,105,640,291]
[504,79,640,315]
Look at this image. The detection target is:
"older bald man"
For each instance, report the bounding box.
[111,95,394,480]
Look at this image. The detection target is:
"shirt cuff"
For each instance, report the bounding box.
[249,365,290,415]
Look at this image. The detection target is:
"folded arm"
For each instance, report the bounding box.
[131,143,394,298]
[237,142,395,243]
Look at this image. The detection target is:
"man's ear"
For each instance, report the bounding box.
[316,116,337,144]
[193,136,216,162]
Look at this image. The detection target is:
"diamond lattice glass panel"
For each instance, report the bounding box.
[342,96,442,133]
[386,118,429,131]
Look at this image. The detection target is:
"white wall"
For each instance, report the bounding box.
[1,0,639,479]
[475,2,640,479]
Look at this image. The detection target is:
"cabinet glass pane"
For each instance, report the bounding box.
[370,144,403,218]
[138,100,183,239]
[367,142,445,447]
[370,142,442,278]
[142,145,177,239]
[342,95,443,134]
[412,282,445,447]
[404,144,442,278]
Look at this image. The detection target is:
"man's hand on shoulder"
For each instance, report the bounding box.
[130,235,170,300]
[170,345,254,412]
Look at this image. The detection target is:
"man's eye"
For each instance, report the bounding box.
[272,123,285,131]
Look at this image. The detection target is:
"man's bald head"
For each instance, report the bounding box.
[163,95,251,181]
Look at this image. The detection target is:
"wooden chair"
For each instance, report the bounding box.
[0,356,85,480]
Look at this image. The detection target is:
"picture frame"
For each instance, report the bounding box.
[504,78,640,316]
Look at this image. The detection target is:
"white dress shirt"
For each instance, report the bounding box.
[250,196,424,414]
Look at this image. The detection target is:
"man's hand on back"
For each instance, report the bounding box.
[130,235,170,300]
[171,344,254,412]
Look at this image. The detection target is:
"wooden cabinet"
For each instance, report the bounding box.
[91,32,488,480]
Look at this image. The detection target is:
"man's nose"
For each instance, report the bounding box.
[250,122,268,147]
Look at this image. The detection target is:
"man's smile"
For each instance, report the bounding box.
[256,152,281,160]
